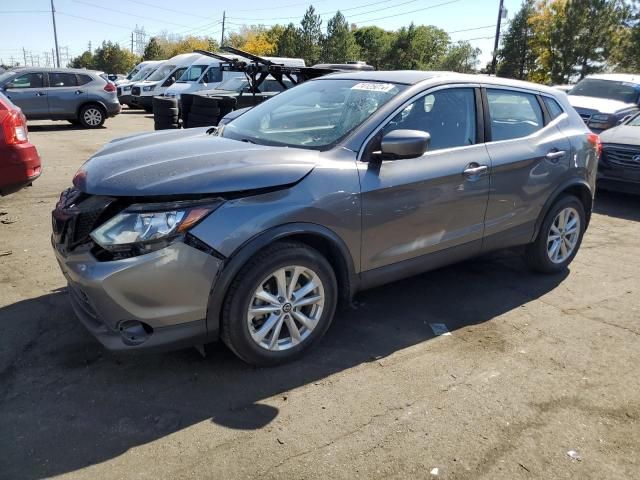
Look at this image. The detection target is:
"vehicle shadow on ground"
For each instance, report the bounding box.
[27,124,104,132]
[594,189,640,222]
[0,250,567,479]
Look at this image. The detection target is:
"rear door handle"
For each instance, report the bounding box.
[463,164,489,178]
[546,150,566,161]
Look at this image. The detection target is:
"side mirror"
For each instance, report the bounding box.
[163,76,176,87]
[379,129,430,159]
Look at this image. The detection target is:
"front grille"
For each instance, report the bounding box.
[131,86,141,96]
[52,189,118,252]
[117,86,122,96]
[602,145,640,169]
[68,283,99,321]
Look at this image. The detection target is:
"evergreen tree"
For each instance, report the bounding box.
[354,26,392,69]
[143,37,164,60]
[298,6,323,65]
[322,11,360,63]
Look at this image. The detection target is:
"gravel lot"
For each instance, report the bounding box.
[1,110,639,480]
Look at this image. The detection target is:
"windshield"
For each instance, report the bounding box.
[147,64,176,82]
[627,114,640,126]
[217,77,248,91]
[178,64,208,82]
[126,65,142,80]
[0,71,17,84]
[570,79,639,104]
[131,66,154,82]
[222,79,404,149]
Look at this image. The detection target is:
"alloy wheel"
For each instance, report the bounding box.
[247,265,325,351]
[547,207,581,264]
[83,108,103,126]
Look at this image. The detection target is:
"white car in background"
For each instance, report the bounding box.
[165,55,305,100]
[116,61,163,108]
[130,53,203,111]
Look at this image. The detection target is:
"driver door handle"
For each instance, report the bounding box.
[463,164,489,179]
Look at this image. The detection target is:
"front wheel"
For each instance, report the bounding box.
[524,195,586,273]
[221,241,338,366]
[78,104,105,128]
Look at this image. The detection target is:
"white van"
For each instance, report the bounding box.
[117,60,161,86]
[117,61,163,107]
[130,53,203,111]
[164,55,306,100]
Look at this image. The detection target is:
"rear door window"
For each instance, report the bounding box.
[8,72,45,89]
[487,89,544,141]
[49,72,78,87]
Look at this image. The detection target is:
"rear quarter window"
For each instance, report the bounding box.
[543,97,564,120]
[77,74,93,85]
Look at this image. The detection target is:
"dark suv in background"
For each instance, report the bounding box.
[568,74,640,132]
[0,68,121,128]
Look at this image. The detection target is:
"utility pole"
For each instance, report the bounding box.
[50,0,60,68]
[23,48,27,66]
[221,11,226,46]
[490,0,505,75]
[131,32,134,53]
[88,41,92,54]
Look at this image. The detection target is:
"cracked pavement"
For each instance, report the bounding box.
[0,111,638,479]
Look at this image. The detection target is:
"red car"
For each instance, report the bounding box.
[0,91,41,195]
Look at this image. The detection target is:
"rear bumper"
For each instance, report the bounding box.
[597,175,640,194]
[118,93,133,105]
[0,143,42,195]
[52,240,222,352]
[105,101,122,117]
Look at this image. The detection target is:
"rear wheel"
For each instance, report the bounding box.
[524,195,586,273]
[78,104,105,128]
[221,242,337,366]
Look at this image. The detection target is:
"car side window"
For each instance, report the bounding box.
[8,72,44,89]
[204,67,223,83]
[487,89,544,141]
[77,74,93,86]
[384,88,477,151]
[543,96,564,120]
[49,72,78,87]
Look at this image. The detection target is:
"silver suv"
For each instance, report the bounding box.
[52,72,600,364]
[0,68,121,128]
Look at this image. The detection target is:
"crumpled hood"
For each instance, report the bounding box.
[568,95,636,115]
[599,125,640,146]
[73,128,319,197]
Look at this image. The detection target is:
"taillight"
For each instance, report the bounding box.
[1,109,29,145]
[587,133,602,157]
[104,82,116,93]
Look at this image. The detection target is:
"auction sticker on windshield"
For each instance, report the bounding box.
[351,82,396,93]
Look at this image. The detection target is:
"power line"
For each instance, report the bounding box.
[231,0,333,13]
[127,0,223,19]
[70,0,197,29]
[354,0,460,25]
[0,10,49,14]
[227,0,424,21]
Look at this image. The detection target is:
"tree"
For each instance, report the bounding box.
[439,41,481,73]
[168,36,216,57]
[496,0,536,79]
[92,41,138,74]
[227,25,277,55]
[354,26,392,69]
[612,2,640,71]
[275,23,301,57]
[322,11,360,63]
[387,23,449,70]
[298,6,323,65]
[69,51,94,69]
[143,37,164,60]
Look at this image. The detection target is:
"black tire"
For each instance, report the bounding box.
[524,195,586,273]
[154,122,179,130]
[78,104,106,128]
[155,107,179,115]
[192,95,219,107]
[190,105,221,117]
[221,241,338,366]
[154,113,179,122]
[143,106,153,113]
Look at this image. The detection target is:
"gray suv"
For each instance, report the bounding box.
[0,68,121,128]
[52,71,600,365]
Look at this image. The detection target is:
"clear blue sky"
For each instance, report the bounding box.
[0,0,522,67]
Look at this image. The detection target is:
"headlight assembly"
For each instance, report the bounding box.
[90,200,222,255]
[589,114,610,123]
[123,85,132,92]
[142,84,156,92]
